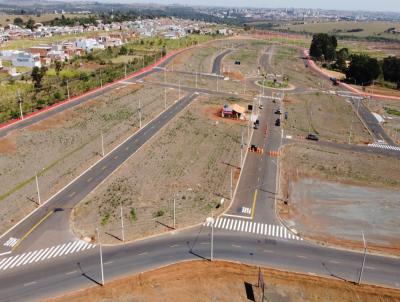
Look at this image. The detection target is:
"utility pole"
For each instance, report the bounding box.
[358,231,367,284]
[178,80,181,99]
[100,69,103,88]
[216,75,219,92]
[206,215,214,261]
[173,196,176,229]
[230,168,233,200]
[240,126,244,168]
[101,132,105,157]
[120,205,125,242]
[164,67,166,84]
[66,80,70,100]
[96,228,105,286]
[17,90,23,120]
[138,99,142,128]
[35,172,41,205]
[195,71,198,89]
[124,64,127,78]
[164,87,167,109]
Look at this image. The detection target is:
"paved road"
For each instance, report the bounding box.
[0,227,399,302]
[225,92,283,224]
[211,49,233,75]
[348,97,396,145]
[0,93,200,254]
[0,50,185,138]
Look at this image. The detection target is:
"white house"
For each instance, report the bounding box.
[75,38,105,52]
[12,52,41,68]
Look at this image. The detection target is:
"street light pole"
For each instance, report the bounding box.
[195,71,198,89]
[35,172,41,205]
[230,168,233,199]
[179,80,181,99]
[66,80,70,100]
[100,69,103,88]
[96,228,105,286]
[124,64,127,78]
[120,205,125,242]
[206,216,214,261]
[138,99,142,128]
[173,196,176,229]
[357,231,367,284]
[17,90,24,120]
[240,126,244,168]
[164,87,167,109]
[101,132,105,157]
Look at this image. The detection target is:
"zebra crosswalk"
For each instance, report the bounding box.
[204,217,302,241]
[0,240,96,272]
[368,142,400,152]
[3,237,18,247]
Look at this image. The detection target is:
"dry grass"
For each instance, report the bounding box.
[71,95,245,243]
[47,260,400,302]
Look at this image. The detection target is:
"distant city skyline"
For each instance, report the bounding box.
[118,0,400,13]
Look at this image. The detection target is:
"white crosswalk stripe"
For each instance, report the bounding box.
[0,240,96,272]
[3,237,19,247]
[368,142,400,152]
[204,217,303,241]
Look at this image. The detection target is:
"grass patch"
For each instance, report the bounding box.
[385,108,400,116]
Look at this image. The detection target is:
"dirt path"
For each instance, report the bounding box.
[47,260,400,302]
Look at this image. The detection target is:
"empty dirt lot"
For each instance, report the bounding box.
[283,92,371,144]
[0,83,180,236]
[71,94,248,243]
[279,143,400,255]
[47,260,400,302]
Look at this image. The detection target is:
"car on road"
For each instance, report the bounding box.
[275,118,281,126]
[254,122,259,129]
[275,109,281,114]
[306,134,319,141]
[259,104,263,110]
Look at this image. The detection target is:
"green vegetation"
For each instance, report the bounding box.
[309,33,338,61]
[101,213,111,226]
[385,108,400,116]
[258,79,288,89]
[346,54,381,85]
[129,208,137,223]
[0,34,218,124]
[153,209,165,218]
[382,57,400,89]
[281,21,400,42]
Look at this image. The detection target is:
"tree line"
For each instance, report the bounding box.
[309,33,400,89]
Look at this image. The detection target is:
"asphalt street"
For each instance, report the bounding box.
[0,227,399,302]
[212,49,233,75]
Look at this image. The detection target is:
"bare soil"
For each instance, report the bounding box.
[278,143,400,255]
[283,93,371,144]
[71,95,246,244]
[47,260,400,302]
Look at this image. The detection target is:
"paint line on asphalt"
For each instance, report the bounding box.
[65,270,77,275]
[86,177,93,183]
[263,249,274,253]
[232,244,241,248]
[169,244,180,248]
[104,261,114,265]
[23,281,37,287]
[296,255,307,259]
[68,191,76,198]
[251,189,258,220]
[101,165,107,170]
[138,252,148,256]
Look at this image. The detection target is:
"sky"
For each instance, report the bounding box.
[121,0,400,13]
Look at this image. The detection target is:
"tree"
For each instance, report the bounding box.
[309,33,337,61]
[336,48,349,72]
[382,56,400,90]
[13,17,24,26]
[346,54,380,85]
[31,66,47,89]
[119,45,128,55]
[26,18,35,30]
[55,61,63,78]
